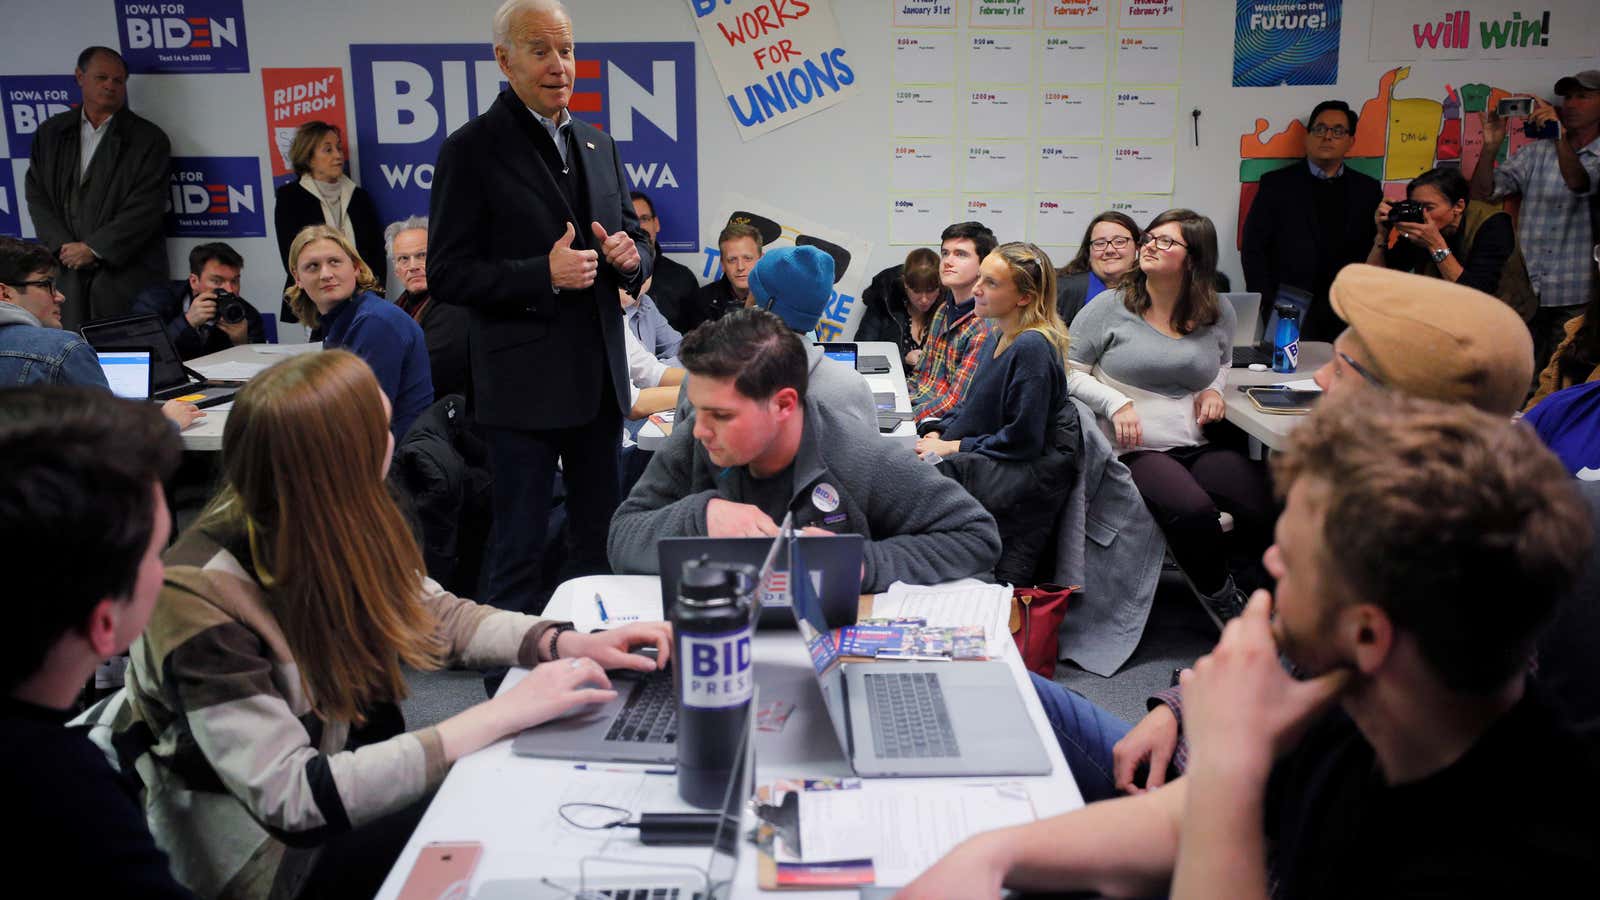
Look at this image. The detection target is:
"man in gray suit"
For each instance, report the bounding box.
[25,47,170,330]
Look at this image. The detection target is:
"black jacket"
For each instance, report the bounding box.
[856,264,946,363]
[397,290,473,404]
[1241,162,1382,342]
[428,90,649,431]
[1056,270,1092,327]
[649,250,703,335]
[130,279,265,360]
[393,394,492,594]
[272,179,386,324]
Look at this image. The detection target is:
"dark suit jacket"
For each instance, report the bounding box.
[1056,271,1092,327]
[649,250,703,335]
[428,91,650,431]
[272,179,385,323]
[1241,162,1382,342]
[397,290,473,404]
[25,107,170,330]
[130,279,265,360]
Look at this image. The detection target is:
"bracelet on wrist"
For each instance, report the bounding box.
[546,623,576,661]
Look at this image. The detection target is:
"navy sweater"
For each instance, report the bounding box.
[938,329,1067,461]
[320,290,434,444]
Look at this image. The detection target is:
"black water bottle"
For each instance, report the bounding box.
[672,559,757,809]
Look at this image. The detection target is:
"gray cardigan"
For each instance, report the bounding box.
[611,394,1001,592]
[1050,397,1169,676]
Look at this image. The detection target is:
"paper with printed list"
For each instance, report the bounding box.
[872,579,1013,658]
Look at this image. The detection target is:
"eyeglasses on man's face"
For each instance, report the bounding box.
[8,278,56,295]
[1309,123,1351,138]
[1137,234,1186,252]
[1090,236,1133,252]
[1338,351,1385,388]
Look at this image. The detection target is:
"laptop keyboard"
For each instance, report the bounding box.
[1232,345,1271,368]
[603,674,677,744]
[864,671,960,758]
[574,889,691,900]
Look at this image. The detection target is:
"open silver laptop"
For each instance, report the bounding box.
[1225,292,1268,367]
[480,700,752,900]
[784,532,1051,778]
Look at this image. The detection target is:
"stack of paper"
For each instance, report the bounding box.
[871,580,1013,659]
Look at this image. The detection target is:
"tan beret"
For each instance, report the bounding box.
[1329,264,1533,416]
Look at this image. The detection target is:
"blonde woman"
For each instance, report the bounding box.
[111,350,670,898]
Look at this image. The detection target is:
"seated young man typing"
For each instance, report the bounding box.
[609,308,1000,592]
[1,386,194,897]
[897,390,1599,899]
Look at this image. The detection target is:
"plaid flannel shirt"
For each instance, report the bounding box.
[1150,686,1190,774]
[909,297,991,422]
[1492,134,1600,308]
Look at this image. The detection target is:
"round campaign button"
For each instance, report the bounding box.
[811,482,840,513]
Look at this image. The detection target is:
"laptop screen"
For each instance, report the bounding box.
[818,343,857,366]
[80,315,187,391]
[1222,292,1263,349]
[703,695,755,898]
[97,350,153,400]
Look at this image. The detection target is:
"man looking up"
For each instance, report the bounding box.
[131,242,264,361]
[387,216,472,402]
[1,386,194,897]
[899,390,1598,899]
[25,46,171,330]
[909,221,995,423]
[693,221,763,324]
[609,308,999,592]
[430,0,650,612]
[631,190,703,334]
[1242,100,1383,341]
[1472,69,1600,374]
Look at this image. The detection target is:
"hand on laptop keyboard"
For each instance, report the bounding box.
[556,622,674,672]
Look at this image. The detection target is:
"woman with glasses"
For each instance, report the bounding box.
[1526,246,1600,410]
[1368,166,1537,322]
[1067,210,1273,625]
[1056,211,1142,326]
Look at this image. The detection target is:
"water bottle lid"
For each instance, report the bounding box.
[1274,302,1300,319]
[679,559,755,606]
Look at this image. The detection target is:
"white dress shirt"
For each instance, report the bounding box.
[79,111,113,181]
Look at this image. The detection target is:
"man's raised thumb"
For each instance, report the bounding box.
[591,221,612,244]
[554,222,576,249]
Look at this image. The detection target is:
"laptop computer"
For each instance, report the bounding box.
[512,533,793,764]
[1225,292,1270,368]
[659,535,864,630]
[96,349,154,400]
[818,342,857,367]
[482,699,753,900]
[857,353,891,375]
[80,314,241,408]
[784,533,1052,778]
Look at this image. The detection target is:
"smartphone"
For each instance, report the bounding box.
[396,841,483,900]
[1496,96,1533,119]
[1249,388,1322,411]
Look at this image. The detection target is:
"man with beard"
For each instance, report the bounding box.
[897,390,1598,899]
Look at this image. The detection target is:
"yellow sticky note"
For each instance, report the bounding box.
[173,393,207,403]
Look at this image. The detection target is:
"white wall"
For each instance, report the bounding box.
[2,0,1595,337]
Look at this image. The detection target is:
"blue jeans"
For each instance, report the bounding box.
[1029,673,1132,804]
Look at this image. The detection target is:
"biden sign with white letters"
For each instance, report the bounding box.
[117,0,250,74]
[350,42,699,252]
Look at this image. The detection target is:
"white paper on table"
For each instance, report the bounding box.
[1035,142,1103,193]
[890,196,956,246]
[1039,31,1108,83]
[969,0,1035,29]
[893,86,955,137]
[1113,30,1181,84]
[962,141,1028,193]
[1043,0,1108,29]
[794,782,1036,886]
[1110,87,1177,139]
[1106,142,1174,194]
[193,361,270,381]
[253,343,321,356]
[965,87,1031,138]
[1272,379,1322,392]
[892,140,954,192]
[893,32,957,84]
[567,576,663,632]
[963,196,1027,245]
[967,32,1032,84]
[1030,195,1101,248]
[1038,87,1105,138]
[874,579,1014,658]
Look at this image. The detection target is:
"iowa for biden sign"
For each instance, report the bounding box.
[116,0,249,74]
[349,42,700,252]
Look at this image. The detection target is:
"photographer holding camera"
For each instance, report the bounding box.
[1369,167,1536,322]
[1471,70,1600,373]
[131,242,265,360]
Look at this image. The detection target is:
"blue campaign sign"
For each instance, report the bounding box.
[349,41,698,251]
[117,0,250,74]
[165,156,265,237]
[0,164,20,237]
[0,75,79,160]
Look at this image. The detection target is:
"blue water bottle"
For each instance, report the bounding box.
[1272,303,1301,374]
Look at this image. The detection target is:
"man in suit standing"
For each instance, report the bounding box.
[429,0,650,613]
[25,47,170,331]
[1241,100,1382,342]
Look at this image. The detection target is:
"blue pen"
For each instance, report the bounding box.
[575,764,676,775]
[595,592,610,624]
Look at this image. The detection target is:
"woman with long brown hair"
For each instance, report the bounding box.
[111,350,670,899]
[1066,209,1273,626]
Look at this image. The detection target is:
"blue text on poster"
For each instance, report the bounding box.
[117,0,250,74]
[1,76,79,159]
[349,42,699,251]
[165,156,265,237]
[1233,0,1342,87]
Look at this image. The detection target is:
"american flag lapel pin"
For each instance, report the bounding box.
[586,141,596,150]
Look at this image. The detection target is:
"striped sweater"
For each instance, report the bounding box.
[85,522,562,899]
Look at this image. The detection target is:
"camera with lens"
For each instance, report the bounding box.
[212,290,248,325]
[1385,200,1426,228]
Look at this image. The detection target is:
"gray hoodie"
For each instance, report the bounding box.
[612,388,1000,592]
